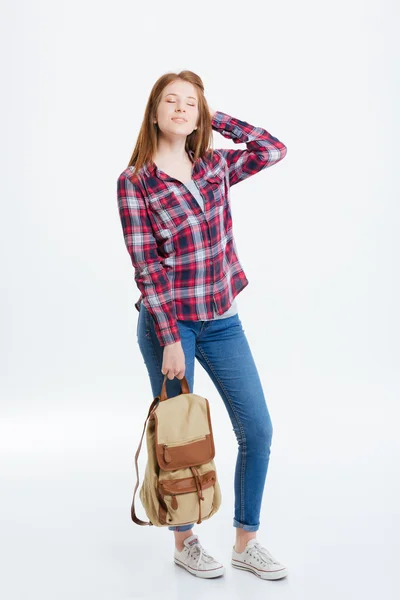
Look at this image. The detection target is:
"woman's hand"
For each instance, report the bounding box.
[209,106,217,119]
[162,340,186,380]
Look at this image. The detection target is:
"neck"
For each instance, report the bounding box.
[154,136,191,164]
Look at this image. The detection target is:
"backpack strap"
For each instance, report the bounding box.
[131,396,160,526]
[130,375,190,526]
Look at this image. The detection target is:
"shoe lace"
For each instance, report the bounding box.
[249,542,279,566]
[189,541,215,569]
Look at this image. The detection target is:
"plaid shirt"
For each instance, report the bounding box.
[117,110,287,346]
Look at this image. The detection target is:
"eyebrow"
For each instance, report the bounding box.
[165,93,197,101]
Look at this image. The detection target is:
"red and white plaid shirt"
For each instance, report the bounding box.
[117,110,287,346]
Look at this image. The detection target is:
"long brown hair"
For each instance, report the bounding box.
[127,70,214,177]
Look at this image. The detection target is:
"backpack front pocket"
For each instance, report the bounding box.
[158,469,216,525]
[156,434,215,470]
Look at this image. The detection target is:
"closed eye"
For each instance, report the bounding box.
[166,100,196,106]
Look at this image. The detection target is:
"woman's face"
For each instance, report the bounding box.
[155,79,199,139]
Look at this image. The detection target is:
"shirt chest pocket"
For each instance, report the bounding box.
[203,169,227,207]
[146,190,189,234]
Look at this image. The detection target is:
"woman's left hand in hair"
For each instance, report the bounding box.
[208,106,217,119]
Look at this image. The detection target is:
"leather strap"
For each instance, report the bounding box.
[130,396,160,525]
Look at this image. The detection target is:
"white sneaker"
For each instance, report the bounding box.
[174,534,226,578]
[231,538,288,580]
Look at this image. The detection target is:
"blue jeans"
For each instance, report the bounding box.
[137,302,273,532]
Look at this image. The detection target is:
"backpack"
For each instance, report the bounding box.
[131,374,222,527]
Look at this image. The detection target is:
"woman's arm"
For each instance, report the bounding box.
[117,172,181,347]
[209,109,287,186]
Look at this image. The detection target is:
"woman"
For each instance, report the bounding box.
[117,70,288,580]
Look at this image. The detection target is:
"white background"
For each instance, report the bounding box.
[1,0,399,598]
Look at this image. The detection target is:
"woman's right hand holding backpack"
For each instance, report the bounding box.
[162,341,186,380]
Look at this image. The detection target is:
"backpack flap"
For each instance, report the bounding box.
[153,393,215,471]
[158,469,216,506]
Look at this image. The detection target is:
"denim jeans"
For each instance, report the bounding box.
[136,302,273,532]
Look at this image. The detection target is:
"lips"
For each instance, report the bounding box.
[172,117,187,123]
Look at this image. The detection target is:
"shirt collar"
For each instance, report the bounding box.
[143,149,201,181]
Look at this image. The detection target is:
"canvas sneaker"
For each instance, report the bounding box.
[174,534,225,578]
[231,538,288,580]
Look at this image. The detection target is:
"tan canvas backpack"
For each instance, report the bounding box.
[131,374,222,527]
